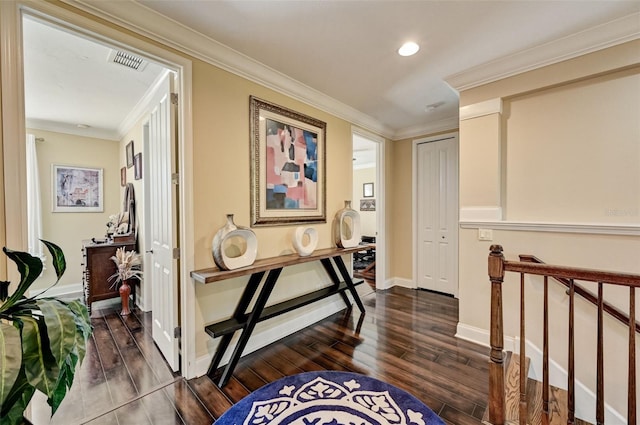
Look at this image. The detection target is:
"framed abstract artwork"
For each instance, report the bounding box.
[52,165,103,212]
[250,96,326,226]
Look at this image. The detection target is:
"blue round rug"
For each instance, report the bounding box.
[215,371,445,425]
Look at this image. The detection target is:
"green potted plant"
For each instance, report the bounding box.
[0,240,92,425]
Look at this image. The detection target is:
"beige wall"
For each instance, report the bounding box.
[352,167,376,236]
[119,117,147,305]
[504,68,639,222]
[389,137,413,280]
[187,60,361,355]
[0,78,6,280]
[28,128,120,290]
[458,40,640,416]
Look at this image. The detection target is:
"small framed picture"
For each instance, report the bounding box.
[134,153,142,180]
[52,165,103,212]
[363,182,374,198]
[360,199,376,211]
[126,140,134,168]
[120,166,127,187]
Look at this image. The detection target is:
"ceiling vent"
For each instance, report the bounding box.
[107,50,148,72]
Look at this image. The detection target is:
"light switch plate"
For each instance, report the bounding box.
[478,228,493,241]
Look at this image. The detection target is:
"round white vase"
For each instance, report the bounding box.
[212,214,258,270]
[292,226,318,256]
[334,200,361,248]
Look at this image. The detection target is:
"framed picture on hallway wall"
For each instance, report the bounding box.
[126,140,134,168]
[250,96,326,227]
[52,165,103,212]
[363,182,374,198]
[134,153,142,180]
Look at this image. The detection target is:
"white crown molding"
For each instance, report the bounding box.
[393,116,459,140]
[446,12,640,92]
[26,118,120,141]
[459,98,502,121]
[459,219,640,236]
[63,0,395,139]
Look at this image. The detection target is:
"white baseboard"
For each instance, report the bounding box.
[389,277,416,289]
[455,323,625,425]
[455,322,516,352]
[193,297,350,378]
[29,282,83,300]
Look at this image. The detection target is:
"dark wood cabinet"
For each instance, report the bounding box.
[82,240,135,313]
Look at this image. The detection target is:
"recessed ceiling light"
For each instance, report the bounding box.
[398,41,420,57]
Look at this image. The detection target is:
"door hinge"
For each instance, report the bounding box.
[173,247,180,260]
[174,326,181,339]
[170,93,178,105]
[171,173,179,185]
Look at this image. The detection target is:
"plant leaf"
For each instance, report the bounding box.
[64,299,92,363]
[36,299,76,368]
[0,249,43,312]
[40,240,66,281]
[0,365,34,422]
[0,376,34,425]
[0,322,21,408]
[18,315,59,398]
[49,358,72,414]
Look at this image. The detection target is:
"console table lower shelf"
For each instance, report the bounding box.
[190,246,370,387]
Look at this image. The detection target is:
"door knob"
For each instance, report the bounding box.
[146,249,154,254]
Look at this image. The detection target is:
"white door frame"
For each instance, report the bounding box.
[352,127,387,290]
[412,132,459,296]
[0,1,197,378]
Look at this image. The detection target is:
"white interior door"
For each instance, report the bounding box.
[416,137,458,296]
[149,72,179,371]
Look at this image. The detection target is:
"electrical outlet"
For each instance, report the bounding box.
[478,228,493,241]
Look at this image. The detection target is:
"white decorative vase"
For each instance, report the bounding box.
[334,200,361,248]
[292,226,318,257]
[212,214,258,270]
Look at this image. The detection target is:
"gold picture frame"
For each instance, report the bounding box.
[250,96,326,227]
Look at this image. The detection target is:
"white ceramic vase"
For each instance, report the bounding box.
[334,200,361,248]
[212,214,258,270]
[292,226,318,257]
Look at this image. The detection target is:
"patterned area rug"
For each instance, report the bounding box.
[215,371,445,425]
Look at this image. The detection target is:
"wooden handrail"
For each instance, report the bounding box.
[519,254,640,333]
[488,246,639,425]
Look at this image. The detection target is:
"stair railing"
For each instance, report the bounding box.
[488,245,639,425]
[519,254,640,334]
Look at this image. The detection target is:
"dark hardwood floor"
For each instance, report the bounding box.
[31,286,489,425]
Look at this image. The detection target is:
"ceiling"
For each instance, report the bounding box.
[23,15,166,141]
[23,1,639,143]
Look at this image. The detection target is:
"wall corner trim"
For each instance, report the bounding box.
[459,98,503,121]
